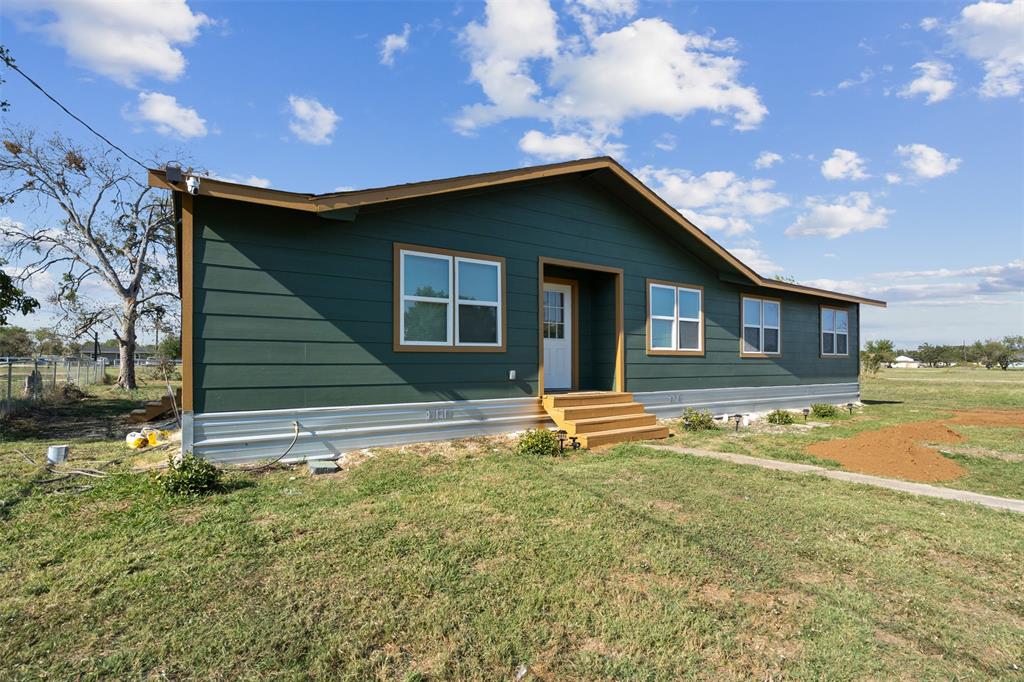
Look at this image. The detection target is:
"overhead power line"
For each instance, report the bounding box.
[2,56,149,171]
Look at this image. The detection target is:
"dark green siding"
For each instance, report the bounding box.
[191,177,859,413]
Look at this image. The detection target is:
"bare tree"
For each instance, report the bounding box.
[0,126,176,388]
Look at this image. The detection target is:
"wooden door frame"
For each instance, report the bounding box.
[538,257,624,396]
[541,277,579,392]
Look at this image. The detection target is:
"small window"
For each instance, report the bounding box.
[741,296,781,356]
[647,280,703,355]
[821,306,849,357]
[397,245,503,350]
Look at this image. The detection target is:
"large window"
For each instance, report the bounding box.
[647,280,703,355]
[821,306,849,357]
[741,296,781,356]
[396,244,504,351]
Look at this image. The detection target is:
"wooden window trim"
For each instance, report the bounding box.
[819,304,850,358]
[646,278,705,357]
[739,295,782,358]
[393,242,507,353]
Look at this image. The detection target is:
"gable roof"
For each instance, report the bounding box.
[148,157,885,307]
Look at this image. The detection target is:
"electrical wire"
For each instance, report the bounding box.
[2,58,149,171]
[238,421,301,473]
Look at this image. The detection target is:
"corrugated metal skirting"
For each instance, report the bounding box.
[190,382,859,463]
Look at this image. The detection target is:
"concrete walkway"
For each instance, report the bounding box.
[645,444,1024,514]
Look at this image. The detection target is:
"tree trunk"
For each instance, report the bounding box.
[118,301,139,389]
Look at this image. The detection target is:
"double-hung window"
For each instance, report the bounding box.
[741,296,781,356]
[821,306,849,356]
[396,244,504,350]
[648,280,703,355]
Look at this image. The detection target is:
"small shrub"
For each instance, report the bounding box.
[680,408,717,431]
[766,409,795,425]
[157,451,223,497]
[516,428,562,456]
[810,403,840,418]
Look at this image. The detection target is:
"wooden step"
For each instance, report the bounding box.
[564,413,657,435]
[543,392,633,408]
[578,424,670,448]
[550,401,645,421]
[129,389,181,423]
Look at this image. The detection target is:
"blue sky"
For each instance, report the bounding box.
[1,0,1022,348]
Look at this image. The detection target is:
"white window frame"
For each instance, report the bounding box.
[741,296,781,357]
[821,306,849,357]
[397,247,503,349]
[648,281,703,354]
[455,256,502,348]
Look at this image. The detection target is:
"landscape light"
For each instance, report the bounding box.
[802,408,810,422]
[556,429,568,452]
[732,414,743,432]
[846,402,855,415]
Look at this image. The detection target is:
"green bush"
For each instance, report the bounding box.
[517,428,562,456]
[810,403,840,418]
[157,451,223,496]
[680,408,717,431]
[766,409,795,425]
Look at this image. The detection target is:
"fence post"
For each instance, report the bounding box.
[52,361,58,388]
[4,360,11,415]
[76,359,81,385]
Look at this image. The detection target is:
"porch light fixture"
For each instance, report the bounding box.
[732,414,743,432]
[802,408,810,422]
[556,429,568,452]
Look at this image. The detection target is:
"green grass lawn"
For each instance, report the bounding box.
[664,367,1024,499]
[1,369,1022,679]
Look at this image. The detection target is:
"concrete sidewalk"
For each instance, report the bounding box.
[645,444,1024,514]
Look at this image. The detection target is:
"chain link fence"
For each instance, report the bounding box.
[1,358,109,417]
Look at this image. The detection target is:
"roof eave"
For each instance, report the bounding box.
[146,160,886,308]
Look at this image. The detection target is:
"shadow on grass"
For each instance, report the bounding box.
[862,399,903,405]
[1,394,144,441]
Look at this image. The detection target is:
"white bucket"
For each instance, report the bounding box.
[47,445,69,465]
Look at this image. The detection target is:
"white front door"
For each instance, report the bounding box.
[543,282,573,390]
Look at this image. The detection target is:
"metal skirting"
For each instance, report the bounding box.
[633,382,861,419]
[189,382,858,464]
[190,397,551,464]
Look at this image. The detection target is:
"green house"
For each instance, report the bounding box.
[150,158,884,462]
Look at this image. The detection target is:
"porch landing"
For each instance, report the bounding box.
[541,391,669,448]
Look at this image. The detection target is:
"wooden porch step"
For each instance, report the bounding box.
[542,392,632,408]
[541,390,669,448]
[563,413,657,435]
[579,424,670,448]
[129,388,181,424]
[550,401,645,421]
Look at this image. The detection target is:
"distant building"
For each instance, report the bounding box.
[891,355,920,369]
[76,343,156,365]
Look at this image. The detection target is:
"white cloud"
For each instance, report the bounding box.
[785,192,891,239]
[899,61,956,104]
[455,2,766,150]
[207,173,271,188]
[885,173,903,184]
[654,133,676,151]
[568,0,637,37]
[753,151,783,169]
[896,143,962,179]
[130,91,207,138]
[804,260,1024,303]
[287,95,340,145]
[949,0,1024,97]
[920,17,941,31]
[380,23,412,66]
[821,148,870,180]
[837,68,874,89]
[730,246,782,275]
[636,166,789,236]
[10,0,210,87]
[518,129,625,161]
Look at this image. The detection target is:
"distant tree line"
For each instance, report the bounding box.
[0,325,180,360]
[861,336,1024,373]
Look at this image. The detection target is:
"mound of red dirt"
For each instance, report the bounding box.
[804,410,1024,483]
